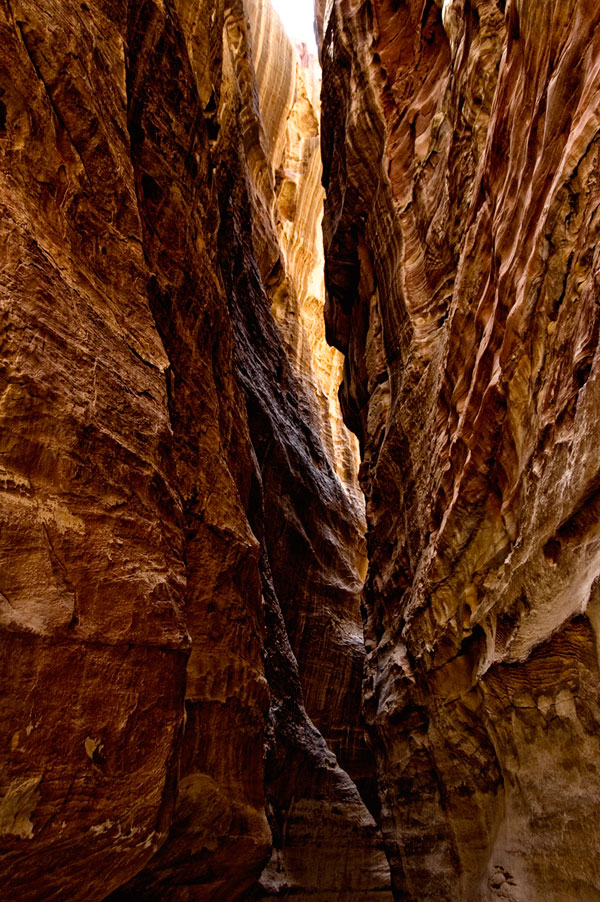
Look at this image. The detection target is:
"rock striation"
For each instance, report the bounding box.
[320,0,600,899]
[0,0,390,900]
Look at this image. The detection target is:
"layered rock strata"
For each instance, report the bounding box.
[320,0,600,900]
[0,0,390,899]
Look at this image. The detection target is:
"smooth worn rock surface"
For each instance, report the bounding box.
[320,0,600,899]
[0,0,391,899]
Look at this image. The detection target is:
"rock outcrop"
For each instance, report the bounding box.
[320,0,600,899]
[0,1,390,900]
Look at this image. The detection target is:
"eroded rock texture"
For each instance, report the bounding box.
[245,0,381,817]
[0,0,390,899]
[320,0,600,899]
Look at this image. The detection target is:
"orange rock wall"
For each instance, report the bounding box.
[320,0,600,899]
[0,1,390,899]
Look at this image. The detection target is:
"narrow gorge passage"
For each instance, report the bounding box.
[2,1,600,901]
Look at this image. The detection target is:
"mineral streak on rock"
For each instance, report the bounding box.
[0,0,390,899]
[320,0,600,899]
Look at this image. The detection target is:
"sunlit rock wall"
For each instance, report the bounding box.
[245,0,379,814]
[0,0,390,899]
[248,0,363,513]
[320,0,600,899]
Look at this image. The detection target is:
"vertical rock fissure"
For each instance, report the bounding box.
[221,3,393,896]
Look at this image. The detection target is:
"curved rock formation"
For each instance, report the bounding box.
[245,0,379,813]
[0,0,390,899]
[320,0,600,899]
[0,1,270,897]
[248,0,363,513]
[218,4,388,893]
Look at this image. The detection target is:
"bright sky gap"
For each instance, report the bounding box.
[270,0,317,52]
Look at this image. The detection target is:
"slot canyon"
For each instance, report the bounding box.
[1,0,600,899]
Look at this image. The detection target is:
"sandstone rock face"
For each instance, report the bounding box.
[0,0,391,899]
[250,1,362,513]
[320,0,600,899]
[1,1,269,898]
[217,4,389,895]
[245,0,380,814]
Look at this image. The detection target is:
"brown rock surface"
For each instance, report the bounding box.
[216,3,389,896]
[245,0,380,813]
[1,1,270,898]
[321,0,600,899]
[0,0,390,899]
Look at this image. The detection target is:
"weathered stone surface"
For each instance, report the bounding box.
[321,0,600,899]
[246,0,381,814]
[0,2,195,897]
[0,0,390,899]
[217,3,390,895]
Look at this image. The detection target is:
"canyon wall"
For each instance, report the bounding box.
[319,0,600,900]
[0,0,390,899]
